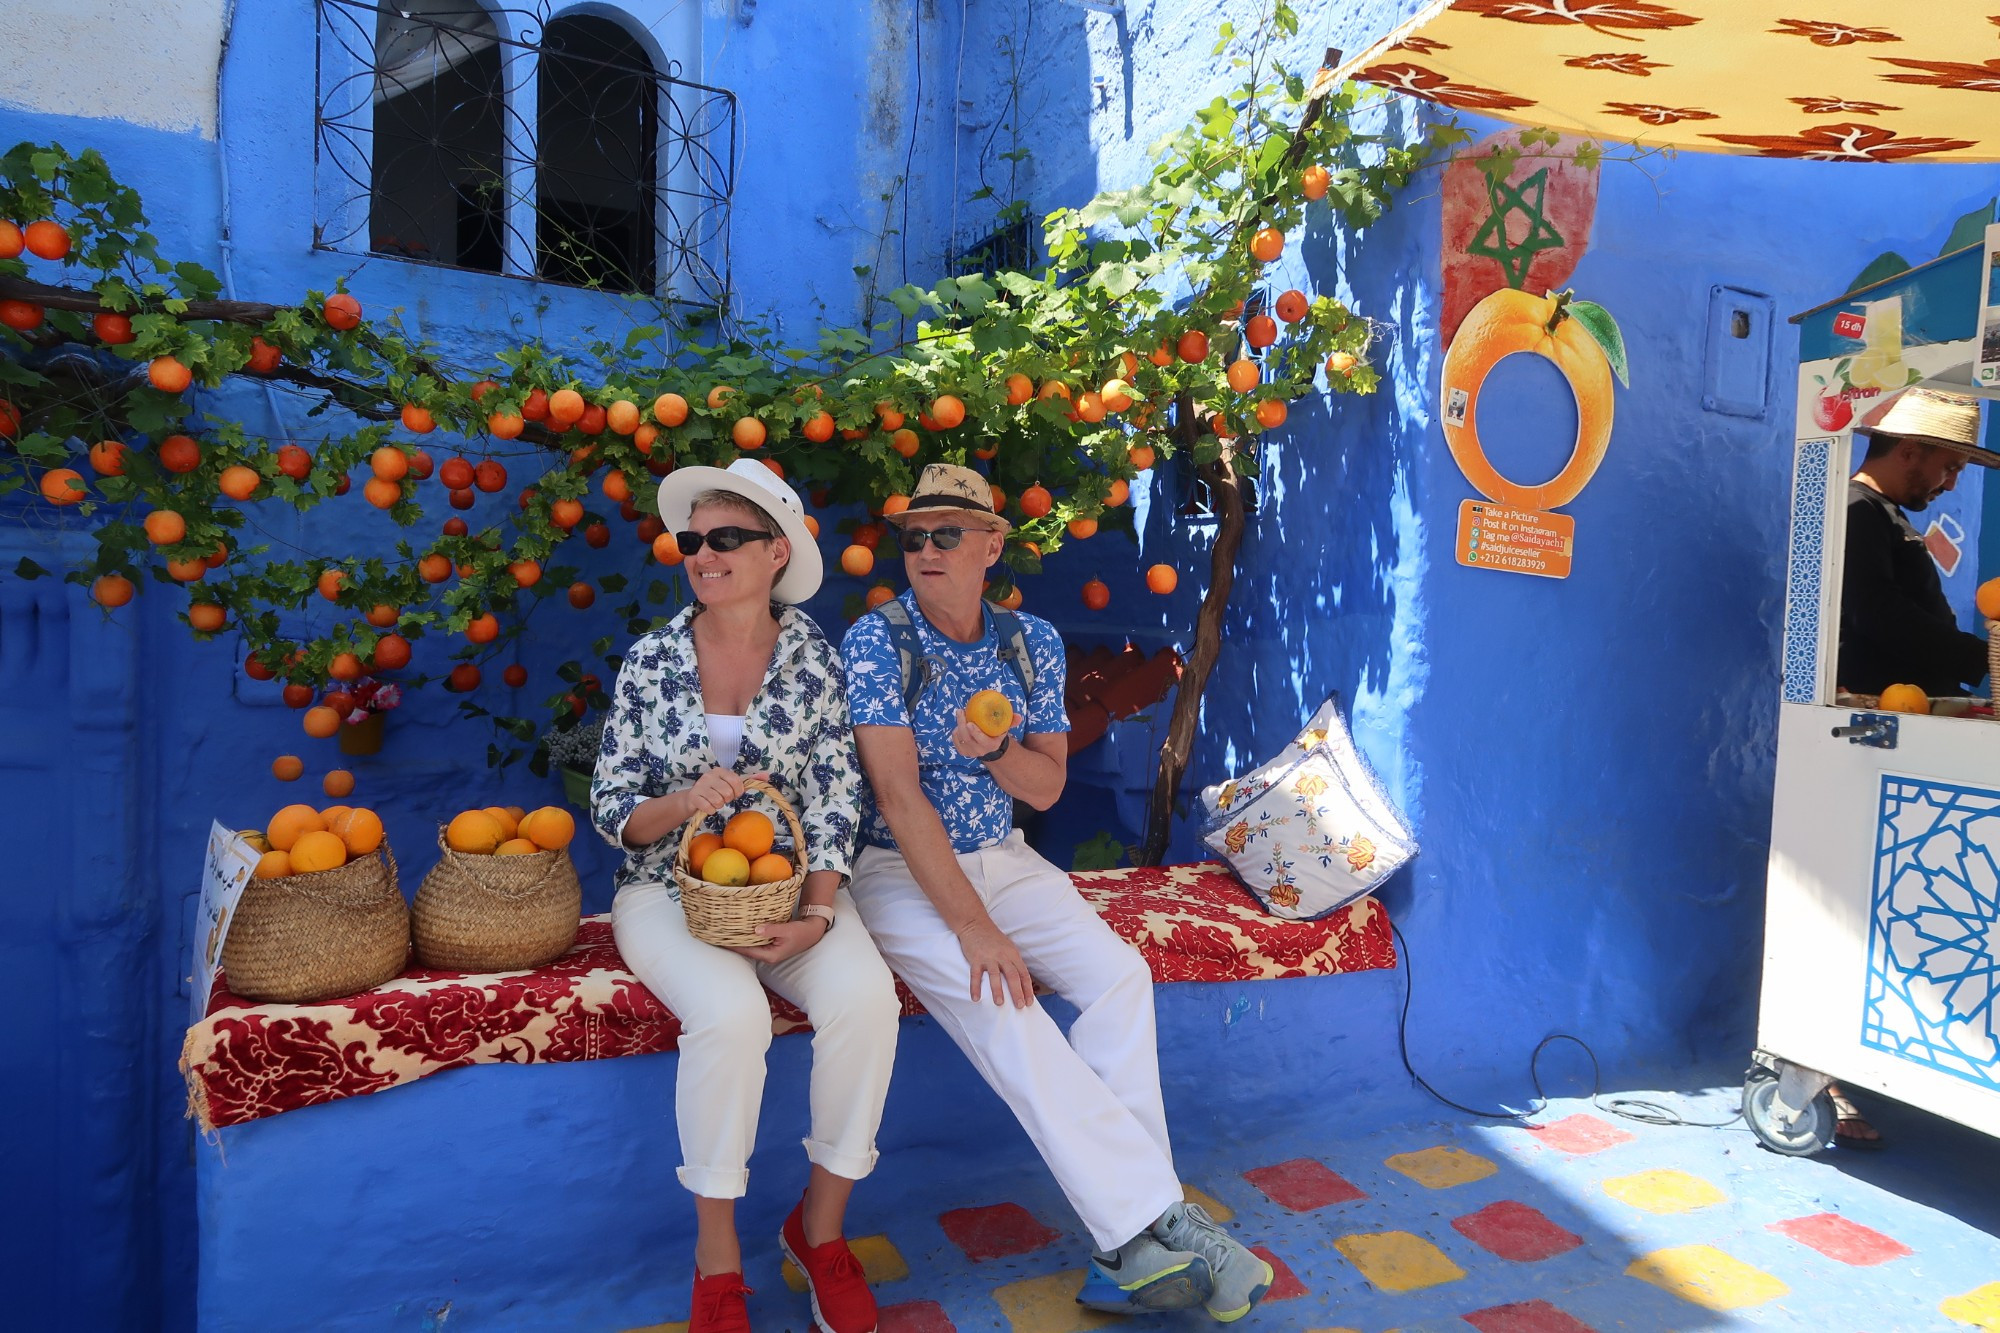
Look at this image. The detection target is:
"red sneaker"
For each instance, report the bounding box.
[689,1267,753,1333]
[779,1196,878,1333]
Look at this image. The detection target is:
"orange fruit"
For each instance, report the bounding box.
[158,434,201,472]
[723,810,776,860]
[747,853,793,884]
[699,847,751,886]
[601,470,631,504]
[418,553,452,583]
[1004,373,1034,405]
[1250,227,1284,262]
[882,493,911,516]
[365,603,400,628]
[967,689,1014,738]
[39,467,85,506]
[401,403,435,433]
[320,806,353,829]
[568,581,595,610]
[361,477,400,508]
[188,602,227,632]
[654,392,689,426]
[147,355,193,393]
[92,574,135,608]
[1302,164,1331,199]
[302,706,342,738]
[88,440,128,475]
[272,754,304,781]
[482,806,521,840]
[1326,351,1358,376]
[653,532,685,566]
[1146,564,1178,595]
[143,509,187,545]
[328,807,384,857]
[216,465,259,501]
[551,498,584,529]
[706,385,735,411]
[267,803,327,851]
[1177,329,1210,363]
[732,416,767,449]
[323,293,362,331]
[1245,314,1278,349]
[890,428,919,458]
[369,446,409,482]
[1020,484,1053,518]
[840,544,875,577]
[465,613,500,644]
[0,221,18,259]
[1067,517,1098,540]
[1100,380,1134,412]
[1977,577,2000,621]
[1275,289,1309,323]
[1441,288,1615,512]
[930,394,966,428]
[606,399,641,434]
[23,219,70,260]
[446,809,507,854]
[1128,444,1157,471]
[1074,392,1106,423]
[1037,380,1071,402]
[165,557,208,583]
[1877,683,1931,715]
[802,410,835,442]
[289,829,348,873]
[317,568,347,602]
[866,584,896,609]
[995,585,1023,611]
[0,299,45,331]
[1254,399,1288,430]
[519,805,576,850]
[1082,578,1110,610]
[508,559,542,588]
[497,837,540,856]
[687,831,724,869]
[1226,359,1260,393]
[322,769,355,798]
[254,849,294,880]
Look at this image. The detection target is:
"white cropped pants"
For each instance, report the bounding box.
[849,832,1183,1251]
[612,882,901,1199]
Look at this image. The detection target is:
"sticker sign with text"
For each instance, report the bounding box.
[1979,222,1999,389]
[190,821,259,1025]
[1455,500,1575,580]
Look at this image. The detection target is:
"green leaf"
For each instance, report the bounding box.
[1845,251,1910,296]
[1940,199,1996,257]
[14,558,49,580]
[1568,300,1629,388]
[1071,831,1127,872]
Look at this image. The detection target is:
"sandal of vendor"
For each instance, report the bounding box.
[1829,1085,1884,1150]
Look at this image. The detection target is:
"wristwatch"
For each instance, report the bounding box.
[800,903,835,933]
[976,735,1011,763]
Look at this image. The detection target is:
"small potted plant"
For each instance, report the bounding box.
[538,715,605,811]
[328,677,402,756]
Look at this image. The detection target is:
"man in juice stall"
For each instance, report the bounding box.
[1839,387,1994,700]
[841,464,1274,1323]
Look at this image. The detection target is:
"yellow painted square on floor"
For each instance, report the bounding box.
[780,1233,908,1293]
[1943,1280,2000,1329]
[993,1269,1120,1333]
[1334,1230,1468,1292]
[1383,1145,1498,1189]
[1601,1167,1727,1214]
[1184,1181,1235,1223]
[1626,1244,1789,1310]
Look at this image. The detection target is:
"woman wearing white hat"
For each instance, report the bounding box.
[593,459,897,1333]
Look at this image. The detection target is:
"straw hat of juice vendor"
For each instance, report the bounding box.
[1854,387,1993,508]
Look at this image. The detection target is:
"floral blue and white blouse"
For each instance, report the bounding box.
[842,589,1069,854]
[592,604,862,896]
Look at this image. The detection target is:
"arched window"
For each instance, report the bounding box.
[369,2,507,272]
[536,14,660,292]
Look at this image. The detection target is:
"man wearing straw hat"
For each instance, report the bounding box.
[1840,386,1994,700]
[841,464,1272,1323]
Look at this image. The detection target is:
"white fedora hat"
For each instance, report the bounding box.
[656,458,823,604]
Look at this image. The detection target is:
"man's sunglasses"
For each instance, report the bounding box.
[898,526,973,553]
[676,526,775,555]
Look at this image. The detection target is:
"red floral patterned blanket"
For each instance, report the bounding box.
[181,862,1394,1130]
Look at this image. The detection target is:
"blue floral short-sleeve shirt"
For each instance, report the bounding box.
[842,589,1069,853]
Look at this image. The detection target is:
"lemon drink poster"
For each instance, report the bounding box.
[1439,130,1629,578]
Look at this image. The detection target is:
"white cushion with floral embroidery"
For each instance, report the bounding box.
[1198,696,1416,920]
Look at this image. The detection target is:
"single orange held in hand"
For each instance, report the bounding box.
[967,689,1015,738]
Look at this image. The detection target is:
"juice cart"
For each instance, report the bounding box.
[1747,230,2000,1154]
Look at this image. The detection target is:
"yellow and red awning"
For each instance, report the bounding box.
[1344,2,2000,162]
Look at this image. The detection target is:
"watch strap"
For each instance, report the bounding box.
[977,734,1012,763]
[800,903,835,932]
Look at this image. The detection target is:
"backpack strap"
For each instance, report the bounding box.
[871,599,1035,719]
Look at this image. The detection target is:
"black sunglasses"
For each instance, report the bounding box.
[898,526,971,553]
[676,526,776,555]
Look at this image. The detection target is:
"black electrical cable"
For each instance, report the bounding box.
[899,0,922,294]
[1392,922,1743,1131]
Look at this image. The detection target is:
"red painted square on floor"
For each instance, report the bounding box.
[1523,1113,1635,1155]
[1462,1297,1600,1333]
[1452,1199,1585,1263]
[878,1299,956,1332]
[1241,1158,1366,1211]
[1770,1212,1914,1267]
[937,1201,1062,1262]
[1249,1245,1308,1301]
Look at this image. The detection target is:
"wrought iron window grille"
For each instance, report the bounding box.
[314,0,736,309]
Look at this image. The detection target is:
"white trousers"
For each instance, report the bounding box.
[612,882,901,1199]
[849,832,1183,1251]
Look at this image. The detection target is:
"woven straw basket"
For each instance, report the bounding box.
[220,844,409,1004]
[676,777,807,948]
[1989,621,1999,709]
[413,832,582,972]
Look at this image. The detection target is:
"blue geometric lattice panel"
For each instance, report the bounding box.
[1862,776,2000,1092]
[1782,438,1831,705]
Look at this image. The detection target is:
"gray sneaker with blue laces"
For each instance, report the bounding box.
[1075,1229,1213,1314]
[1149,1200,1274,1322]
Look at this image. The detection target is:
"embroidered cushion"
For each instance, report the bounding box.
[1198,696,1416,919]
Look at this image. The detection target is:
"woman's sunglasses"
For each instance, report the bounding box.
[676,526,776,555]
[898,526,971,553]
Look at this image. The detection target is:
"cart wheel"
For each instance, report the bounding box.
[1742,1068,1835,1156]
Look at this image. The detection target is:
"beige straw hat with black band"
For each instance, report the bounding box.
[884,463,1011,532]
[1859,387,1998,468]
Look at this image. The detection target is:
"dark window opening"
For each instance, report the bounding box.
[536,15,658,292]
[956,213,1035,277]
[369,2,505,270]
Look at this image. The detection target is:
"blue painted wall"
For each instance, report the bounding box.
[14,0,2000,1327]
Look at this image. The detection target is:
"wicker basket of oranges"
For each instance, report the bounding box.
[413,805,583,972]
[222,804,409,1004]
[674,778,806,948]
